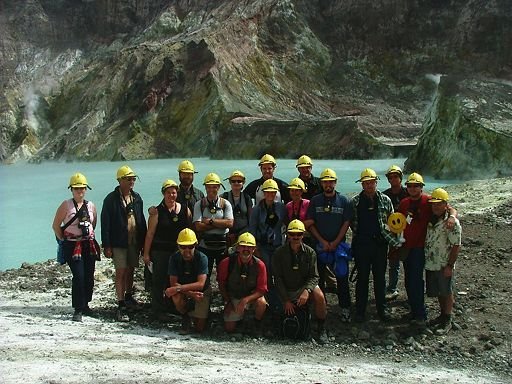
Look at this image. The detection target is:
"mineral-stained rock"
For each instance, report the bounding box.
[1,1,511,166]
[405,76,512,179]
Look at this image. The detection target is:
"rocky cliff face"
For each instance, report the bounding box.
[1,0,511,171]
[405,76,512,179]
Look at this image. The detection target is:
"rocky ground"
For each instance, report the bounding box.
[1,178,511,383]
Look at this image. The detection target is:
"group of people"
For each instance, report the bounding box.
[52,154,462,341]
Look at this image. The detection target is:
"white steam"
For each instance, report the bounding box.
[425,73,443,85]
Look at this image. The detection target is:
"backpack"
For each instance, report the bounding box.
[280,305,311,340]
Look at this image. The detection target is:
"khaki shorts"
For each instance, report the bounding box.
[223,297,267,322]
[286,285,320,302]
[188,286,212,320]
[112,245,140,269]
[426,270,454,297]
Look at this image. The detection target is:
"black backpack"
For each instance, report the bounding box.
[280,305,311,340]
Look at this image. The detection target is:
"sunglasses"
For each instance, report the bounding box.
[179,245,195,250]
[72,187,86,190]
[123,177,137,182]
[230,179,244,184]
[288,233,303,238]
[406,184,421,188]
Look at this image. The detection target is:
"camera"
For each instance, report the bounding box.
[125,202,134,215]
[78,221,90,237]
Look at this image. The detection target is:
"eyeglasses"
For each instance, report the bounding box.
[123,177,137,182]
[230,179,244,184]
[179,245,195,250]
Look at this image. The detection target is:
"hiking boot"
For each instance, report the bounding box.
[427,314,447,328]
[83,306,94,317]
[385,290,399,300]
[317,329,329,345]
[410,318,426,329]
[435,316,453,335]
[340,308,351,323]
[72,310,83,322]
[116,307,130,322]
[125,295,143,309]
[179,314,192,334]
[377,310,392,323]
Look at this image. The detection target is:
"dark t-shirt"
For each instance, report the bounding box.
[168,250,209,287]
[307,192,353,242]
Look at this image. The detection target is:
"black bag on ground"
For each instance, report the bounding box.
[280,305,311,340]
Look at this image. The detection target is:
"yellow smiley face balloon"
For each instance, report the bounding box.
[387,212,407,234]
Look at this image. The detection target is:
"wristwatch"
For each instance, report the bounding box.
[209,218,214,225]
[176,286,181,292]
[306,288,312,294]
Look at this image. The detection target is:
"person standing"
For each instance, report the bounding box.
[245,154,290,204]
[350,169,402,323]
[217,232,268,333]
[222,170,253,247]
[304,168,353,322]
[164,229,211,333]
[249,178,287,312]
[425,188,461,335]
[382,165,409,300]
[143,179,191,320]
[273,220,328,344]
[101,165,147,322]
[193,173,234,275]
[398,172,456,327]
[52,173,99,322]
[296,155,323,199]
[177,160,205,213]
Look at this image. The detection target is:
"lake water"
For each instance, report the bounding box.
[0,158,460,271]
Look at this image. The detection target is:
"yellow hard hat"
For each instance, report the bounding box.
[177,160,197,174]
[406,172,425,186]
[261,179,279,191]
[203,172,222,185]
[68,173,91,189]
[357,168,379,183]
[237,232,256,247]
[385,165,403,177]
[320,168,337,181]
[288,177,306,191]
[258,154,276,166]
[116,165,137,180]
[296,155,313,168]
[287,219,306,233]
[429,188,449,203]
[177,228,198,246]
[225,170,246,181]
[161,179,178,193]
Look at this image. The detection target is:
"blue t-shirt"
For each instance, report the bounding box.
[307,192,353,242]
[168,250,209,286]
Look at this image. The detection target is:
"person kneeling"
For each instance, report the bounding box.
[273,220,328,344]
[164,228,210,333]
[217,232,268,334]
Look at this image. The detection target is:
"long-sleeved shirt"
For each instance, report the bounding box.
[351,190,401,248]
[272,243,319,302]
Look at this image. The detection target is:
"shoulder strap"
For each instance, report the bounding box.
[228,254,238,275]
[62,200,88,231]
[200,197,207,214]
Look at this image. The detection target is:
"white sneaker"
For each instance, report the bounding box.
[340,308,351,323]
